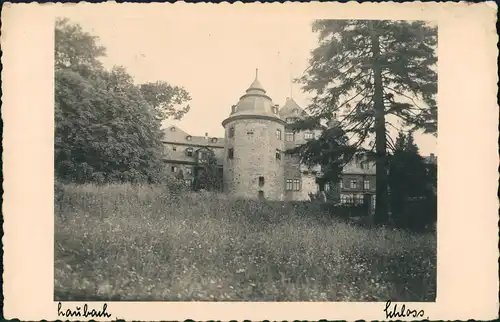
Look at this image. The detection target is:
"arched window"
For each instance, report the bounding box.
[211,138,218,143]
[186,135,192,141]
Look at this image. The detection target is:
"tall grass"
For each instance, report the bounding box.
[54,183,436,301]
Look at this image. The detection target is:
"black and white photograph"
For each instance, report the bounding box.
[53,6,438,302]
[2,2,498,321]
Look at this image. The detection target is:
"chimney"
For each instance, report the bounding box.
[205,132,209,140]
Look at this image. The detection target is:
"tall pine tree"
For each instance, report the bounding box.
[298,20,437,224]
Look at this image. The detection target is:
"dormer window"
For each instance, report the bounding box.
[211,138,217,143]
[170,126,176,132]
[286,117,298,124]
[292,108,298,114]
[186,135,192,141]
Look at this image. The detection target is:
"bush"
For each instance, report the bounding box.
[391,194,437,232]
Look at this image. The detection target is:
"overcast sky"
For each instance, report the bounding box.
[56,4,437,156]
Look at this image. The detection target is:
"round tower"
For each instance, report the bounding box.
[222,70,285,200]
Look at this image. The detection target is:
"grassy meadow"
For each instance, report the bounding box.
[54,183,436,301]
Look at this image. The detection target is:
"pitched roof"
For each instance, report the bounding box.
[279,97,308,119]
[162,125,225,148]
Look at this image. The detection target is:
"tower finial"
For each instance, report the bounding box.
[255,68,258,79]
[289,60,293,99]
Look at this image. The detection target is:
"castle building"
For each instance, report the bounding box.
[161,71,377,202]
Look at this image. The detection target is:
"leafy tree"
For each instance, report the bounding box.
[297,20,437,224]
[175,169,185,181]
[139,81,191,120]
[55,19,169,184]
[286,119,356,187]
[194,152,221,191]
[55,18,106,73]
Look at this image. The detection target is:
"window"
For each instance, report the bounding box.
[172,145,177,151]
[275,149,281,160]
[247,130,254,135]
[364,180,370,190]
[184,179,193,187]
[360,161,369,170]
[171,165,178,173]
[293,179,301,191]
[285,132,294,142]
[258,190,265,200]
[350,180,357,189]
[304,132,314,140]
[229,127,235,138]
[276,129,282,140]
[259,176,265,187]
[286,179,293,191]
[186,147,193,157]
[339,180,344,189]
[170,126,176,132]
[198,151,208,163]
[186,167,192,175]
[286,117,298,124]
[186,135,192,141]
[211,138,217,143]
[228,148,234,159]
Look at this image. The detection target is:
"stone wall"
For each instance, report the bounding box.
[223,118,285,200]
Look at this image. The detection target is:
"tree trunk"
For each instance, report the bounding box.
[370,26,389,225]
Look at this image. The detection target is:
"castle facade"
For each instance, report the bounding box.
[161,72,377,202]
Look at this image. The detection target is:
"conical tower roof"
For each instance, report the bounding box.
[246,69,266,93]
[222,69,284,126]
